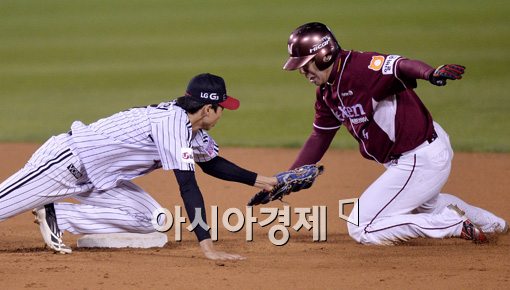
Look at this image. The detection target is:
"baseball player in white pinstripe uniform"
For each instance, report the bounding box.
[0,73,277,260]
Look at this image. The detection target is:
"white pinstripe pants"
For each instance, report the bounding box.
[0,133,162,234]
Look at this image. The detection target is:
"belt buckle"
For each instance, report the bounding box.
[428,131,437,144]
[389,154,401,164]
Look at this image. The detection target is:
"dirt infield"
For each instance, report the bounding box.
[1,144,509,289]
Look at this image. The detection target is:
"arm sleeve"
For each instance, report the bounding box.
[290,127,337,169]
[397,59,435,81]
[173,169,211,242]
[197,156,257,186]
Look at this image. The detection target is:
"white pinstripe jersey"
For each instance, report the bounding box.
[67,101,219,190]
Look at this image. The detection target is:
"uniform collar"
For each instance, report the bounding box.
[326,50,349,86]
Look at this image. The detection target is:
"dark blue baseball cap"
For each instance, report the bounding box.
[185,73,240,110]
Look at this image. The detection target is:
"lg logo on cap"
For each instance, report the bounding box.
[200,92,219,100]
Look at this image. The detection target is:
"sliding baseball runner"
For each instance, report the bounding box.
[280,22,508,245]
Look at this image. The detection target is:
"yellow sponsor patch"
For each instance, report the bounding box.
[368,55,385,71]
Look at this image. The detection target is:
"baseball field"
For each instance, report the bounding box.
[1,0,509,289]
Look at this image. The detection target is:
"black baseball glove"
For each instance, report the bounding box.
[247,164,324,206]
[429,64,465,86]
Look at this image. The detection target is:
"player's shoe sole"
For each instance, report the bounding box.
[32,206,72,254]
[447,204,488,244]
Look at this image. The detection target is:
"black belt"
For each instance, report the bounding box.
[389,130,437,161]
[427,131,438,144]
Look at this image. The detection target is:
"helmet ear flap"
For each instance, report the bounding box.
[314,42,339,71]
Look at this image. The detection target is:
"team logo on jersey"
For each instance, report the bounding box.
[368,56,385,71]
[181,147,195,164]
[333,103,369,125]
[362,129,369,139]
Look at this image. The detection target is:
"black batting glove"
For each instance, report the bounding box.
[429,64,465,86]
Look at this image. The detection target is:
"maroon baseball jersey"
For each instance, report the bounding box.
[314,50,435,163]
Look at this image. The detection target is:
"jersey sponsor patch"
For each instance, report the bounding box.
[67,163,83,179]
[204,137,216,156]
[368,56,385,71]
[382,55,400,75]
[180,147,195,164]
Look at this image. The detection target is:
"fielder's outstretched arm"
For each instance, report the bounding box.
[197,156,276,191]
[173,169,245,261]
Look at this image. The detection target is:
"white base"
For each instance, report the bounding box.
[77,232,168,249]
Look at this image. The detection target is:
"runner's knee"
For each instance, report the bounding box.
[347,222,362,243]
